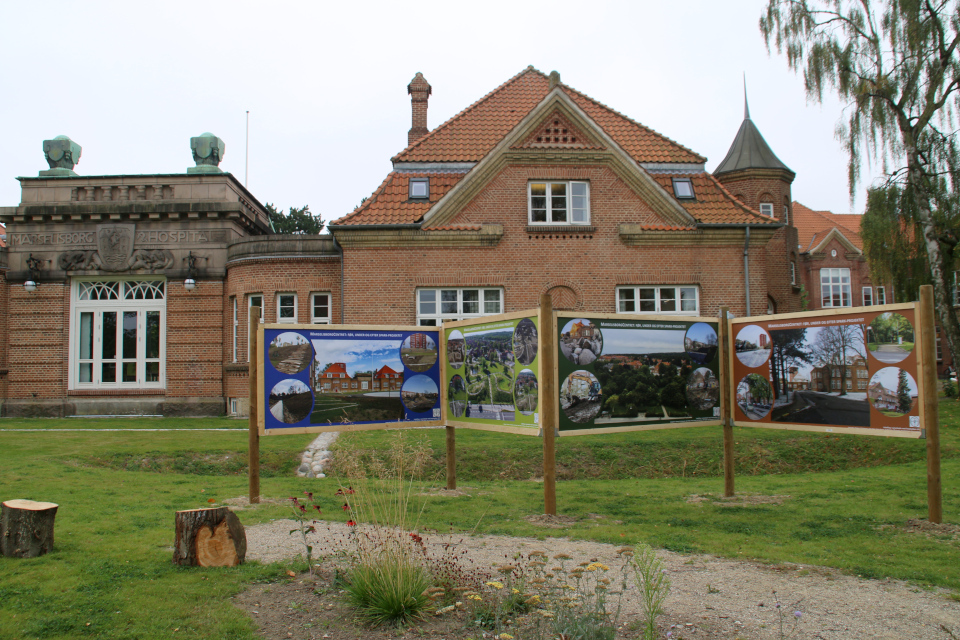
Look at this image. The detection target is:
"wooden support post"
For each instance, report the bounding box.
[919,285,942,524]
[248,306,261,505]
[718,306,735,497]
[540,293,557,516]
[173,507,247,566]
[446,425,456,490]
[0,499,58,558]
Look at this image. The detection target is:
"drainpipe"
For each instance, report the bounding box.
[743,227,751,317]
[330,233,345,323]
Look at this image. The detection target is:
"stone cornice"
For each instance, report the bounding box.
[712,166,796,184]
[331,224,503,248]
[618,224,778,247]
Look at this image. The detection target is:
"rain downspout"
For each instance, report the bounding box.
[743,226,751,317]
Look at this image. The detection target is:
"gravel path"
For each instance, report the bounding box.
[244,518,960,639]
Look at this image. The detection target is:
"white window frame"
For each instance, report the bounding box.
[416,287,503,326]
[876,286,887,305]
[616,286,699,315]
[862,286,873,306]
[69,277,166,390]
[528,181,590,225]
[820,268,852,307]
[231,296,238,363]
[311,292,332,324]
[783,205,790,224]
[760,203,774,218]
[277,292,297,323]
[790,262,797,285]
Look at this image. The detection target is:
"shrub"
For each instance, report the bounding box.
[343,548,434,626]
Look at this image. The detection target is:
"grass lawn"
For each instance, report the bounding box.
[1,402,959,639]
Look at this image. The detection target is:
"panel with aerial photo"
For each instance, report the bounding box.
[556,315,721,433]
[448,374,467,418]
[464,325,516,421]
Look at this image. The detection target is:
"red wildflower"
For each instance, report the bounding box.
[342,503,350,511]
[314,505,322,514]
[304,491,313,500]
[346,519,356,526]
[346,486,355,494]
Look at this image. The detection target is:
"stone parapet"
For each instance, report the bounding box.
[226,235,339,264]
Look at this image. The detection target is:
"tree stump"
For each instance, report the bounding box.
[1,499,59,558]
[173,507,246,567]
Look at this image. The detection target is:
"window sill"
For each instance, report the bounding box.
[225,364,250,372]
[526,225,595,234]
[68,389,166,396]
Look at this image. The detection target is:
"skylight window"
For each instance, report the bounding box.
[409,177,429,199]
[672,178,695,199]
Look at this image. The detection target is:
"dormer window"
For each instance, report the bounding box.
[409,177,429,199]
[760,203,774,217]
[672,178,695,199]
[529,181,590,225]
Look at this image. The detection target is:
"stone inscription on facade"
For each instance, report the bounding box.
[8,229,223,246]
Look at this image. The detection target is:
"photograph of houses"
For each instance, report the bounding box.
[268,379,313,424]
[308,336,406,424]
[735,324,771,368]
[590,326,697,424]
[561,370,602,423]
[401,374,439,414]
[686,367,719,411]
[268,332,314,375]
[401,333,438,372]
[448,374,467,418]
[868,367,918,417]
[684,322,718,365]
[514,368,538,415]
[560,319,603,365]
[513,318,539,366]
[768,322,871,427]
[447,330,465,370]
[737,373,773,420]
[868,313,915,364]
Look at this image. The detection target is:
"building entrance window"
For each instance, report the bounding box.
[71,279,165,389]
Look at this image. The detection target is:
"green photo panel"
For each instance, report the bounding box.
[556,314,722,434]
[444,314,540,433]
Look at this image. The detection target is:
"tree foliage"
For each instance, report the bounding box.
[266,203,325,234]
[760,0,960,378]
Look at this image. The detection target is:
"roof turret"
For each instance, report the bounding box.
[714,89,793,177]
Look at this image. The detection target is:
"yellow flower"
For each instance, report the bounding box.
[537,610,555,619]
[525,595,541,605]
[586,562,609,571]
[511,588,519,594]
[468,594,482,601]
[485,581,504,590]
[498,634,514,640]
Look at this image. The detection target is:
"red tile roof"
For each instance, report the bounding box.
[321,362,349,377]
[792,201,863,251]
[375,365,401,379]
[392,67,704,165]
[652,174,777,225]
[333,172,464,226]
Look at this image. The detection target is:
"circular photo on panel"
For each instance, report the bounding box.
[685,323,718,365]
[735,325,771,368]
[268,332,313,375]
[514,368,538,415]
[867,367,918,417]
[401,333,438,372]
[401,374,439,414]
[447,330,465,370]
[867,313,915,364]
[560,318,603,365]
[686,367,719,411]
[736,373,773,420]
[448,374,467,418]
[560,370,602,423]
[268,379,313,424]
[513,318,539,366]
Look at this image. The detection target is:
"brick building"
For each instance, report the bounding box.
[0,68,804,417]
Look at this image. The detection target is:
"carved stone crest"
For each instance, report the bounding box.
[97,225,135,271]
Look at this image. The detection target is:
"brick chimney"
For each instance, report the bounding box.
[407,72,432,146]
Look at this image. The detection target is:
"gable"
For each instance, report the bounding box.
[513,110,604,150]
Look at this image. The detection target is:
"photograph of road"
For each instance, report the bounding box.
[868,367,918,417]
[514,368,538,415]
[591,326,696,424]
[737,373,773,420]
[268,332,313,375]
[769,322,870,427]
[561,370,602,423]
[269,379,313,424]
[735,324,771,367]
[464,328,515,406]
[401,333,438,372]
[686,367,719,411]
[447,330,465,370]
[448,374,467,418]
[684,323,718,365]
[560,318,603,365]
[461,402,516,421]
[513,318,538,366]
[868,313,915,364]
[401,374,439,413]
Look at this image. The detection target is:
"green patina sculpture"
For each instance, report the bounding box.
[188,132,225,174]
[40,135,81,177]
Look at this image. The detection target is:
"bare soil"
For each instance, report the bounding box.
[232,510,960,640]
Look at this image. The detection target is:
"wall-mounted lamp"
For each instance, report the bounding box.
[24,254,42,293]
[184,252,199,292]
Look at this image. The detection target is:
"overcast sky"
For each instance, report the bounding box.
[1,1,880,224]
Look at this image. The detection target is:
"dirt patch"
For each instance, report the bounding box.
[877,518,960,540]
[686,493,791,506]
[421,488,473,498]
[522,513,578,528]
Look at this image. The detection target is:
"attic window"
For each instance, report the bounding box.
[760,203,774,217]
[409,178,429,199]
[672,178,695,199]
